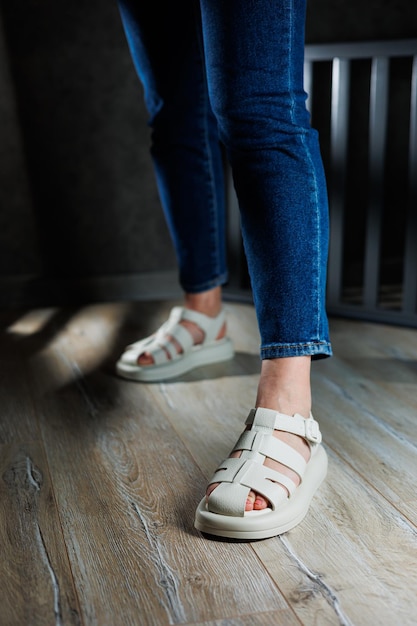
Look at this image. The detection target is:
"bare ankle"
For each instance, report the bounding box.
[256,356,312,418]
[184,286,222,317]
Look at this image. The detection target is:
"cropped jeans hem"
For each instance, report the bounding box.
[180,271,229,295]
[260,341,333,361]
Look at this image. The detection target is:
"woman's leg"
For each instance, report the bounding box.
[199,0,332,511]
[200,0,331,359]
[117,0,227,294]
[117,1,230,369]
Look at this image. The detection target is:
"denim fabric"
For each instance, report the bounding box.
[118,0,332,360]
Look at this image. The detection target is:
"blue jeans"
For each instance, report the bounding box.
[118,0,332,360]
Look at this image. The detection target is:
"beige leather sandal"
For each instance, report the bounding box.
[195,407,327,540]
[116,306,234,382]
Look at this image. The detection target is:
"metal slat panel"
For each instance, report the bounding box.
[304,60,313,112]
[402,54,417,313]
[363,57,389,308]
[305,39,417,62]
[327,58,350,305]
[226,167,244,289]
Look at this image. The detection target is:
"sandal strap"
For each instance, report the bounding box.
[208,460,291,517]
[209,457,297,497]
[157,339,178,361]
[180,307,226,344]
[149,306,226,356]
[208,457,294,516]
[207,407,323,517]
[246,407,322,444]
[124,306,228,366]
[167,323,194,353]
[141,329,192,362]
[149,345,171,365]
[233,430,307,478]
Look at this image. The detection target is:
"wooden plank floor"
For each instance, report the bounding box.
[1,300,416,626]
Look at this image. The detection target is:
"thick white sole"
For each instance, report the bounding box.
[194,445,328,540]
[116,338,234,382]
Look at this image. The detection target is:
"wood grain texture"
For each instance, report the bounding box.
[24,306,290,625]
[1,302,417,626]
[190,612,300,626]
[253,449,417,626]
[0,442,81,626]
[312,322,417,524]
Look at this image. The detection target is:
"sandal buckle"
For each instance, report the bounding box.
[305,419,322,444]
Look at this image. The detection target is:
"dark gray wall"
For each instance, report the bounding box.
[0,0,175,302]
[0,0,416,306]
[306,0,417,43]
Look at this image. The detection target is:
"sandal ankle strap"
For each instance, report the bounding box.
[180,307,226,344]
[246,407,322,444]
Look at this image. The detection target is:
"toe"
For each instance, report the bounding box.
[245,491,256,511]
[253,495,269,510]
[206,482,218,500]
[137,352,154,365]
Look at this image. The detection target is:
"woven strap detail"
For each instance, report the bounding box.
[210,457,297,496]
[233,430,307,478]
[166,323,194,353]
[149,346,169,365]
[207,407,322,517]
[124,306,226,364]
[207,456,294,516]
